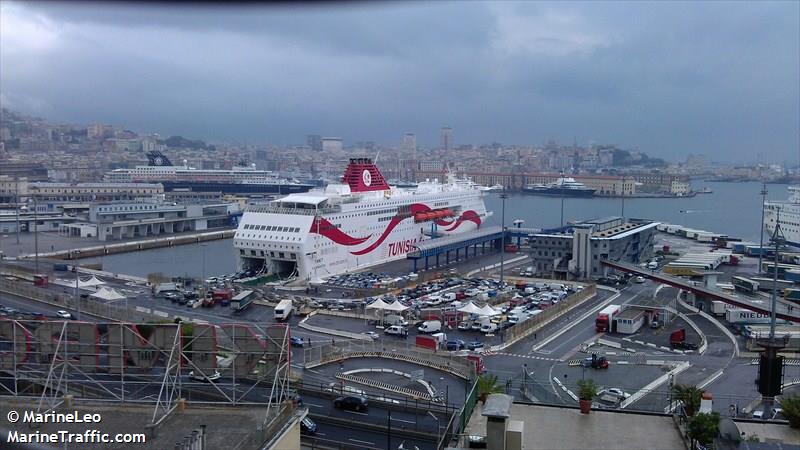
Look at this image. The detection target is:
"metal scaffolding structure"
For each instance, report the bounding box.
[0,319,292,418]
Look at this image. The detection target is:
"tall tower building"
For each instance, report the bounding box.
[306,134,323,152]
[440,126,453,151]
[402,133,416,152]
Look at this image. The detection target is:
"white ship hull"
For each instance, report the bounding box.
[234,159,490,284]
[764,186,800,247]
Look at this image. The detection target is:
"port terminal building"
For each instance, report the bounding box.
[526,216,658,280]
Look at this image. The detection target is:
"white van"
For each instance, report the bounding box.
[443,292,457,302]
[647,261,658,270]
[418,320,442,334]
[384,325,408,336]
[480,323,498,334]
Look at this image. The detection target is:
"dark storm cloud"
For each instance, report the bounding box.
[1,1,797,162]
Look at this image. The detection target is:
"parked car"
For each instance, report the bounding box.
[603,388,630,399]
[467,341,484,351]
[333,395,368,412]
[446,339,465,351]
[457,322,471,331]
[290,336,304,347]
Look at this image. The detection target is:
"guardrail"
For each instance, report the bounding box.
[502,284,597,346]
[0,278,162,323]
[303,340,475,380]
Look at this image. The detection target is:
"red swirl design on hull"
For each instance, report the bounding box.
[309,217,371,246]
[309,203,481,255]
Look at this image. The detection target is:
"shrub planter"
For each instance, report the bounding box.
[579,399,592,414]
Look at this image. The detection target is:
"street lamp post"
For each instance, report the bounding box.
[499,190,508,284]
[201,244,207,301]
[759,182,768,275]
[33,197,39,274]
[73,250,81,320]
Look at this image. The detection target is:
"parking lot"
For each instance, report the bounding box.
[302,275,588,352]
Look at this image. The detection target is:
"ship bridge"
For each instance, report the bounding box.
[602,260,800,323]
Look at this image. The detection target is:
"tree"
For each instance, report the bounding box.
[687,412,720,448]
[673,383,704,416]
[780,394,800,428]
[577,379,598,401]
[477,375,504,403]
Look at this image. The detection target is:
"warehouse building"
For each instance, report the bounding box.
[528,216,659,280]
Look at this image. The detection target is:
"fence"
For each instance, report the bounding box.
[0,278,162,323]
[458,379,479,436]
[503,284,597,345]
[303,339,476,380]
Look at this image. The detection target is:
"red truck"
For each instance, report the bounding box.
[213,289,234,306]
[595,304,620,332]
[669,328,698,350]
[467,354,485,374]
[416,335,438,351]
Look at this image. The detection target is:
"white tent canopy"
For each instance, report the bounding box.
[80,276,106,288]
[457,302,483,315]
[382,301,409,312]
[90,287,125,301]
[476,304,500,317]
[366,298,392,310]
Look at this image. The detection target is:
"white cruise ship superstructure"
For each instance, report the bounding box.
[234,158,491,283]
[764,186,800,247]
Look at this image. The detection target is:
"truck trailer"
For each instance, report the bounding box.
[231,290,255,312]
[595,305,621,332]
[274,299,293,321]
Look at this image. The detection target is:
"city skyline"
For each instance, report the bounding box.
[1,1,798,162]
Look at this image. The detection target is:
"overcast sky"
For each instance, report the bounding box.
[1,1,798,162]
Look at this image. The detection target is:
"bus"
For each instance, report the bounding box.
[731,276,759,295]
[783,288,800,302]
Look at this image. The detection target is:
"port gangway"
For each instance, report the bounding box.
[602,260,800,323]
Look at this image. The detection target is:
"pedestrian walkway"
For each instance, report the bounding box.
[485,351,558,362]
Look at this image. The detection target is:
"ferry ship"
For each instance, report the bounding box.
[522,176,595,197]
[105,151,314,195]
[764,186,800,247]
[234,158,491,284]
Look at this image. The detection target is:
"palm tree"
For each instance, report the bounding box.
[673,383,703,416]
[477,375,504,403]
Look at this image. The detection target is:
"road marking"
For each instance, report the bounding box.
[343,410,369,416]
[305,403,323,408]
[391,417,415,424]
[348,439,376,446]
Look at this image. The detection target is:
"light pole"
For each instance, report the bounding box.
[499,190,508,284]
[560,196,565,227]
[759,182,768,275]
[73,250,81,320]
[201,244,207,301]
[428,411,441,446]
[33,197,38,274]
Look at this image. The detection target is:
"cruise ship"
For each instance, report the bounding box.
[104,151,314,195]
[764,186,800,247]
[522,176,596,197]
[234,158,491,284]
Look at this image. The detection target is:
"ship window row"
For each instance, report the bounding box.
[243,224,300,233]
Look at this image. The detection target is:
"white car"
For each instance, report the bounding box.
[604,388,630,399]
[56,310,72,319]
[189,370,221,382]
[634,276,645,283]
[362,331,380,340]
